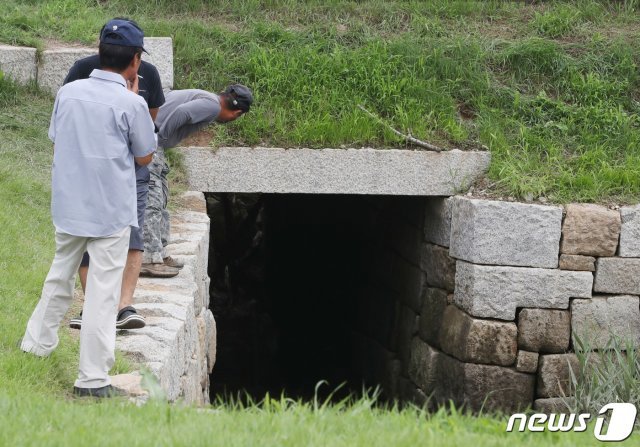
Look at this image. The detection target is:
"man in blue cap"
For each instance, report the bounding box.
[64,18,165,330]
[20,19,157,398]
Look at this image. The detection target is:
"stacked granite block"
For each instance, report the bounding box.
[395,197,640,413]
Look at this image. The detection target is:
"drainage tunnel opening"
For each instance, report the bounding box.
[205,193,427,403]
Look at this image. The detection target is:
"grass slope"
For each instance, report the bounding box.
[1,0,639,202]
[0,80,77,396]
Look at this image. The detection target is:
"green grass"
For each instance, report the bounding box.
[0,78,77,396]
[531,2,605,38]
[0,390,626,447]
[569,335,640,418]
[0,0,639,202]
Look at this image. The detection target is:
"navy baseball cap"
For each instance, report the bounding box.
[100,19,148,53]
[224,84,253,113]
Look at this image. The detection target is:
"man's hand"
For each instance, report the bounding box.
[127,75,140,95]
[135,152,154,166]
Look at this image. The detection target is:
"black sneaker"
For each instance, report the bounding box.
[69,312,82,330]
[116,306,146,330]
[73,384,126,399]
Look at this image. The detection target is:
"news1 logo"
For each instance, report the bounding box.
[506,403,637,442]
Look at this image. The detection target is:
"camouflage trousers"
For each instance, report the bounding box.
[143,148,170,264]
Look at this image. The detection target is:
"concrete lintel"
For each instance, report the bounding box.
[182,146,491,196]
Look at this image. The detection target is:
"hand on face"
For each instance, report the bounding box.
[127,73,139,94]
[125,53,142,94]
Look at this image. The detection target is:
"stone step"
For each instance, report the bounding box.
[114,193,214,405]
[0,38,173,94]
[0,45,37,85]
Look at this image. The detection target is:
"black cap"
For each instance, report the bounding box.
[100,19,148,53]
[224,84,253,113]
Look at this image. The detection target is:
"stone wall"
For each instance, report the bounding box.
[166,190,637,412]
[115,191,216,404]
[350,196,429,404]
[0,38,174,93]
[354,196,640,413]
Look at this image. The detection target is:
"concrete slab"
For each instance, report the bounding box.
[142,37,173,89]
[182,147,491,196]
[0,45,37,85]
[38,48,96,94]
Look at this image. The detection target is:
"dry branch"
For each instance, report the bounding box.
[357,104,443,152]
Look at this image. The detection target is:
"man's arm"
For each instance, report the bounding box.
[129,100,157,163]
[128,76,156,125]
[158,98,220,145]
[135,152,154,166]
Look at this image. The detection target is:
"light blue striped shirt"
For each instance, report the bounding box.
[48,69,156,237]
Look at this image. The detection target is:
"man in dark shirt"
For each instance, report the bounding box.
[64,54,164,116]
[64,18,165,330]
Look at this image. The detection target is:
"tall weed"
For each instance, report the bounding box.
[568,334,640,418]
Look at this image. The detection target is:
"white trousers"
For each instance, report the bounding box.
[21,227,130,388]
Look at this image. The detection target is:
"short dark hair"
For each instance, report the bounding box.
[99,42,142,71]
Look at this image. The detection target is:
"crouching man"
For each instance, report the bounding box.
[141,84,253,277]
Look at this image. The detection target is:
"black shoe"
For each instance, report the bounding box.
[116,306,146,330]
[73,385,126,399]
[69,312,82,330]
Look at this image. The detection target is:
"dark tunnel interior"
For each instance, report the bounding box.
[205,193,379,402]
